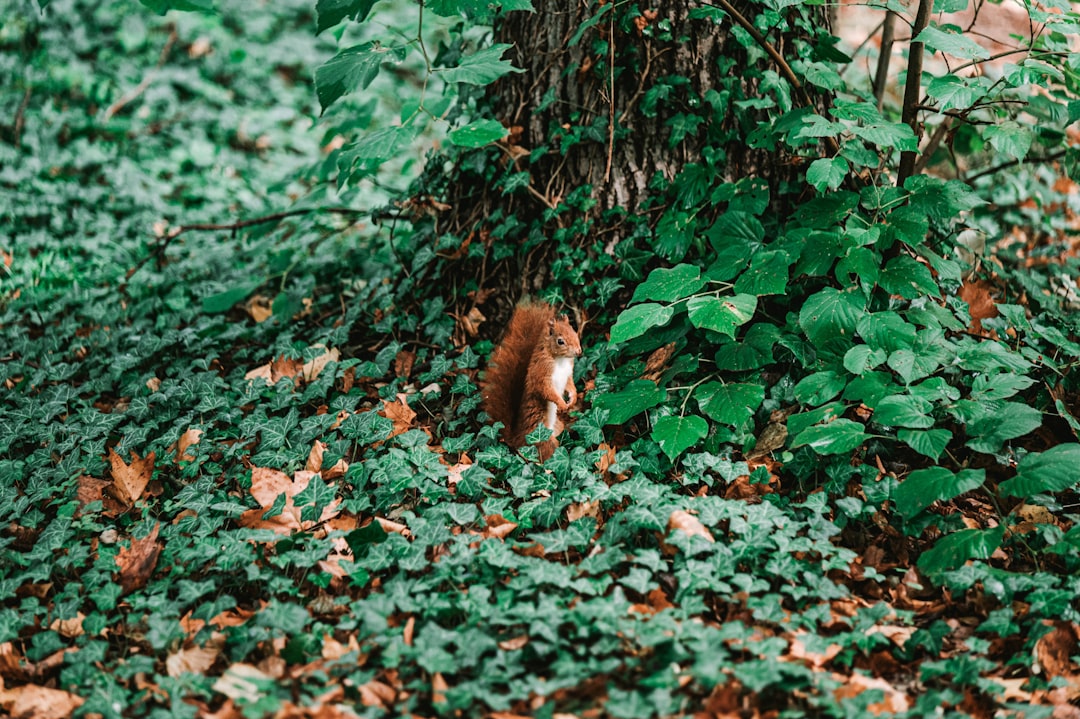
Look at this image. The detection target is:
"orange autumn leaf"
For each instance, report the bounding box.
[115,522,162,594]
[380,394,416,438]
[239,467,341,536]
[0,683,84,719]
[306,440,348,480]
[301,345,340,382]
[166,635,224,677]
[668,510,715,543]
[959,279,999,335]
[108,448,155,505]
[175,428,203,464]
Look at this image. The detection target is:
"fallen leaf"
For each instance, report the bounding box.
[76,475,123,516]
[642,342,676,382]
[175,428,203,463]
[432,672,448,704]
[0,684,84,719]
[49,613,85,639]
[115,522,162,594]
[240,467,341,536]
[833,672,909,714]
[357,679,395,708]
[498,635,529,651]
[213,664,274,704]
[302,345,340,382]
[566,501,600,522]
[166,635,223,677]
[0,642,27,681]
[380,395,416,438]
[959,279,999,335]
[306,440,347,479]
[1036,622,1080,679]
[375,517,410,537]
[108,448,155,505]
[460,306,486,337]
[244,294,273,323]
[402,616,415,647]
[393,349,415,379]
[668,510,715,543]
[145,376,161,392]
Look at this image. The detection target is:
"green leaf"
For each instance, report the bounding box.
[202,281,262,314]
[793,371,847,406]
[610,303,674,344]
[687,295,757,338]
[873,394,934,429]
[439,44,523,85]
[734,250,790,296]
[652,415,708,461]
[316,43,406,113]
[898,428,952,460]
[857,312,916,353]
[594,380,666,425]
[918,526,1004,574]
[915,25,990,60]
[316,0,378,33]
[843,345,887,375]
[792,419,869,455]
[999,444,1080,498]
[926,74,988,112]
[631,264,704,303]
[339,125,419,179]
[849,123,918,152]
[447,119,507,148]
[965,403,1042,454]
[714,324,778,371]
[984,121,1033,163]
[345,521,387,558]
[806,157,849,192]
[893,467,986,519]
[695,382,765,426]
[879,255,939,299]
[969,373,1036,402]
[799,288,865,352]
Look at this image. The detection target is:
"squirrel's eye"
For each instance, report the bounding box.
[557,338,565,345]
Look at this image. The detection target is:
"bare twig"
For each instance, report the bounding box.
[964,148,1068,183]
[604,10,616,184]
[103,26,178,121]
[166,207,366,239]
[12,86,31,147]
[914,116,951,175]
[896,0,932,187]
[873,11,896,111]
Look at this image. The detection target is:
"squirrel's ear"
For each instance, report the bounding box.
[548,318,555,334]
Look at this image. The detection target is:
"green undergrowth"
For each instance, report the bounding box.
[2,0,1080,717]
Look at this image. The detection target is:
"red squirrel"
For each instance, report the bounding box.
[482,302,583,460]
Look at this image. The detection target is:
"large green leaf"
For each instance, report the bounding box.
[893,467,986,519]
[687,295,757,338]
[316,43,406,113]
[897,428,952,460]
[793,371,847,407]
[873,394,934,429]
[918,526,1004,574]
[316,0,378,33]
[447,119,507,148]
[792,419,869,455]
[734,250,790,296]
[999,444,1080,498]
[440,44,523,85]
[594,380,666,425]
[631,264,704,303]
[652,414,708,461]
[915,25,990,60]
[202,281,262,314]
[695,382,765,426]
[799,288,865,351]
[610,303,674,344]
[806,157,849,192]
[965,403,1042,454]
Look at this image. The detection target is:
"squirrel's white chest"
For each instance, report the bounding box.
[545,357,575,430]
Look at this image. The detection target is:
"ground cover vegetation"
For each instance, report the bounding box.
[2,0,1080,716]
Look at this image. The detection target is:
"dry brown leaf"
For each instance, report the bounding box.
[833,672,909,714]
[447,458,472,488]
[302,346,340,382]
[244,295,273,323]
[211,607,256,630]
[402,616,415,647]
[321,634,361,661]
[959,279,999,335]
[244,363,274,385]
[0,684,84,719]
[240,467,341,536]
[375,517,410,537]
[213,664,273,704]
[49,613,85,639]
[788,631,842,668]
[0,642,27,681]
[76,475,119,515]
[272,355,304,382]
[166,635,223,677]
[642,342,676,382]
[248,467,295,508]
[460,307,486,338]
[498,635,529,651]
[483,515,517,540]
[115,522,162,594]
[566,501,600,522]
[668,510,714,543]
[357,680,395,708]
[175,428,203,464]
[432,672,448,704]
[145,376,161,392]
[108,448,155,505]
[1036,622,1080,679]
[306,441,328,473]
[381,395,416,438]
[393,349,416,379]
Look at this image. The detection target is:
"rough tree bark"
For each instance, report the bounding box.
[430,0,831,322]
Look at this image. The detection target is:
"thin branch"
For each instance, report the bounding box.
[964,148,1068,183]
[895,0,932,187]
[103,26,178,121]
[604,9,615,184]
[12,86,31,147]
[872,11,896,111]
[166,207,367,239]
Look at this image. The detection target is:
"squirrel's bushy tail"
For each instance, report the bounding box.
[481,302,553,444]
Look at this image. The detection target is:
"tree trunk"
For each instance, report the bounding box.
[428,0,831,323]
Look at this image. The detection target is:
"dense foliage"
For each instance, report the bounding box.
[3,0,1080,717]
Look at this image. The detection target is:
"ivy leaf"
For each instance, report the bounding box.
[338,125,419,180]
[631,263,704,303]
[202,281,262,314]
[799,287,865,351]
[447,119,507,148]
[593,380,666,425]
[873,394,934,429]
[652,415,708,461]
[687,295,757,338]
[893,467,986,519]
[316,43,407,113]
[316,0,378,33]
[918,526,1004,574]
[610,303,674,344]
[792,419,869,455]
[898,428,952,460]
[806,157,849,192]
[695,382,765,426]
[439,44,523,85]
[999,444,1080,498]
[915,25,990,61]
